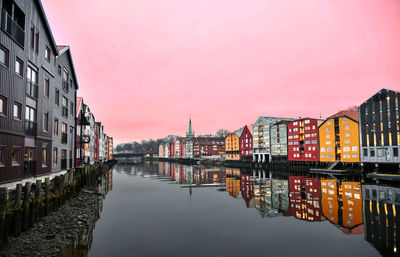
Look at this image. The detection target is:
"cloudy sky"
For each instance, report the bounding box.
[42,0,400,144]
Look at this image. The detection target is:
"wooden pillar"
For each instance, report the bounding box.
[45,178,50,215]
[22,182,31,231]
[12,184,22,236]
[0,188,7,245]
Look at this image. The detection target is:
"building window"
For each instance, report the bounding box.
[345,125,350,130]
[62,96,68,117]
[0,45,9,67]
[394,148,399,157]
[27,66,38,84]
[13,102,21,120]
[0,96,6,116]
[54,118,58,135]
[44,78,50,98]
[345,132,350,137]
[43,112,49,132]
[70,102,73,116]
[15,58,23,76]
[11,147,20,165]
[53,148,58,165]
[370,149,375,157]
[0,147,4,166]
[45,46,51,62]
[58,65,61,75]
[343,118,347,123]
[42,147,47,167]
[363,148,368,157]
[30,26,35,49]
[35,32,39,53]
[62,69,69,92]
[54,90,61,108]
[351,146,358,152]
[25,106,37,122]
[61,123,68,143]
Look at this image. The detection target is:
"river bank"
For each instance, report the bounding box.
[0,185,102,257]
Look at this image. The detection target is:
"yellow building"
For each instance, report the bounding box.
[319,112,360,163]
[225,128,243,160]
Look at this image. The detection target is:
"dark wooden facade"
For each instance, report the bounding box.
[359,89,400,164]
[0,0,59,182]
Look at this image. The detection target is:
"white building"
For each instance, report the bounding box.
[270,120,291,161]
[252,116,290,162]
[184,139,194,158]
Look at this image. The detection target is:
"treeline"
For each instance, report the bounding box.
[115,139,165,153]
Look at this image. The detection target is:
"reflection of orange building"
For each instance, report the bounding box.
[106,170,113,191]
[226,168,241,198]
[321,180,363,234]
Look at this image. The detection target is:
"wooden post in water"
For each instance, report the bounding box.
[12,184,22,236]
[45,178,50,215]
[22,182,31,231]
[0,188,7,245]
[35,179,41,221]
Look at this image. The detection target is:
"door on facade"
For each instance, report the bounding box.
[61,150,67,170]
[24,147,36,177]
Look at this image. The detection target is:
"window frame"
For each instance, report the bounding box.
[0,45,9,68]
[13,102,22,121]
[43,112,49,132]
[11,147,21,166]
[45,46,51,62]
[0,146,5,167]
[44,77,50,98]
[15,57,23,77]
[0,96,7,116]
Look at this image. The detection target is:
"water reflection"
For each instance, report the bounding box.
[111,162,400,257]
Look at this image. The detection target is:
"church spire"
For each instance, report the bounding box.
[186,118,194,137]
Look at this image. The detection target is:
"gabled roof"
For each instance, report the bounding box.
[253,116,293,127]
[76,97,83,117]
[36,0,59,55]
[360,88,400,105]
[56,45,79,89]
[329,110,359,122]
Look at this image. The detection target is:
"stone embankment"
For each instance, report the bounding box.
[0,160,117,257]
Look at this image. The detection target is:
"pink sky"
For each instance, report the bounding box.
[42,0,400,144]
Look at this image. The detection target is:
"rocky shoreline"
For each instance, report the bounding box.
[0,186,102,257]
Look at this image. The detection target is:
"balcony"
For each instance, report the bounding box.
[62,80,69,93]
[81,135,90,144]
[26,81,38,99]
[62,107,68,118]
[1,10,25,48]
[61,133,68,144]
[61,159,67,170]
[24,160,36,177]
[25,121,37,137]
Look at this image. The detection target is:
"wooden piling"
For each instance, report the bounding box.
[22,182,31,231]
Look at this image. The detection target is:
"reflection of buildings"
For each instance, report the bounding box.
[320,180,363,234]
[226,168,241,198]
[363,185,400,257]
[272,179,289,214]
[240,174,254,208]
[106,170,113,191]
[289,176,322,221]
[253,171,274,217]
[193,168,225,184]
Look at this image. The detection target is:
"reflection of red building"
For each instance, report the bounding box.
[240,174,254,208]
[240,125,253,159]
[171,164,175,180]
[289,176,322,221]
[179,165,184,183]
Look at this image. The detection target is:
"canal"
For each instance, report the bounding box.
[60,162,399,257]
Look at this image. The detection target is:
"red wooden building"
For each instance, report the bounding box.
[239,125,253,159]
[170,142,175,158]
[287,118,322,162]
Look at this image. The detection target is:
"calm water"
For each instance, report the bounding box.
[60,162,400,257]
